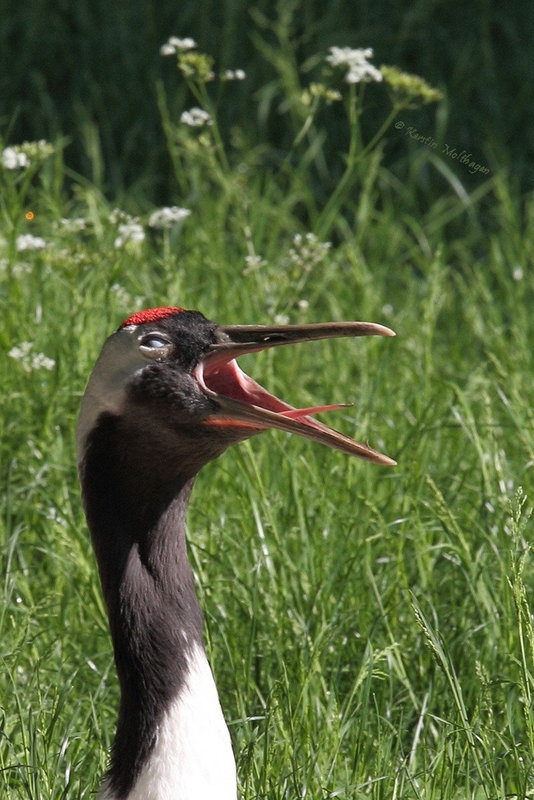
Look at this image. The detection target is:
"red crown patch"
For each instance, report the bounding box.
[120,307,185,328]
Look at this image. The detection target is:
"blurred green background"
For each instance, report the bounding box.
[3,0,532,199]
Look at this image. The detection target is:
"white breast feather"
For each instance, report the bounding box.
[98,643,237,800]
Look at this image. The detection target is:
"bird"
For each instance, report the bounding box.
[76,305,396,800]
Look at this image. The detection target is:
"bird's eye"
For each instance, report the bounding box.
[142,336,168,349]
[139,334,172,359]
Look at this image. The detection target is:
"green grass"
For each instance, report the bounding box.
[1,35,534,800]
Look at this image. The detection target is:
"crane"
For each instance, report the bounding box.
[77,306,396,800]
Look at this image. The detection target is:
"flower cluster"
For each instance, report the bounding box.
[288,232,332,271]
[109,206,192,246]
[47,506,67,526]
[16,234,48,251]
[114,222,145,249]
[160,34,216,82]
[242,254,268,275]
[8,341,55,372]
[109,209,145,249]
[160,36,197,56]
[301,82,341,107]
[148,206,191,229]
[380,65,443,104]
[54,217,88,233]
[326,47,383,84]
[1,140,54,170]
[177,51,215,82]
[2,148,30,169]
[221,69,246,81]
[180,107,212,127]
[108,209,130,225]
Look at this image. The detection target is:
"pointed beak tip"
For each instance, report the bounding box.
[367,451,396,466]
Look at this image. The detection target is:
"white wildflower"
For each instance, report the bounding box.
[2,140,52,168]
[169,36,196,50]
[148,206,191,229]
[23,139,53,158]
[8,342,33,360]
[57,217,87,232]
[16,234,47,251]
[8,341,55,372]
[109,209,144,247]
[180,107,212,127]
[243,254,267,274]
[160,36,197,55]
[2,147,30,169]
[513,266,524,281]
[298,299,309,311]
[326,46,383,83]
[222,69,246,81]
[288,232,331,271]
[160,43,176,56]
[114,222,145,249]
[274,313,290,325]
[31,352,56,371]
[47,506,67,525]
[109,208,138,225]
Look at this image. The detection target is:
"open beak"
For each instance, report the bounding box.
[193,321,396,466]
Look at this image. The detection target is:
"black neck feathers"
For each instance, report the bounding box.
[80,413,205,798]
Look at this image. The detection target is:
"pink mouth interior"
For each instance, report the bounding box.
[195,357,346,427]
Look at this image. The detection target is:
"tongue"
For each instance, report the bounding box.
[199,357,352,432]
[279,403,349,420]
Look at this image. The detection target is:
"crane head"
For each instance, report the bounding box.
[77,306,396,483]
